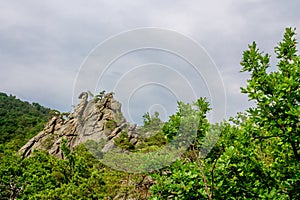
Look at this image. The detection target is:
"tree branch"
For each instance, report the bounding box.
[192,145,212,200]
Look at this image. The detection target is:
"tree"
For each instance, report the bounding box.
[0,92,52,149]
[240,27,300,198]
[150,28,300,199]
[240,27,299,162]
[142,111,163,132]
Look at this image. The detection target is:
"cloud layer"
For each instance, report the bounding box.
[1,0,299,123]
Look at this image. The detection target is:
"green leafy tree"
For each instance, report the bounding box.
[240,27,300,198]
[240,27,299,162]
[142,111,163,132]
[150,28,300,199]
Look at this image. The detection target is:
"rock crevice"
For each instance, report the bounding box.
[19,92,139,159]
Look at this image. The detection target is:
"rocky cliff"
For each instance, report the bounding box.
[19,92,139,159]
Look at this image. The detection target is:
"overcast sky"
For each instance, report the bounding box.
[1,0,299,124]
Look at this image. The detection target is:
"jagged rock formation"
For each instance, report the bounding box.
[19,92,140,159]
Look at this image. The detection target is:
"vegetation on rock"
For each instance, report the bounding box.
[0,27,299,199]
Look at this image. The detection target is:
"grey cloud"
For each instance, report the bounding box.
[0,0,299,123]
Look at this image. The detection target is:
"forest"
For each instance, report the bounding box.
[0,27,299,199]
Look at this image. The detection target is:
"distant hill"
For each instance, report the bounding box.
[0,92,52,150]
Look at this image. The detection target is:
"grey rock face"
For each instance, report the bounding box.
[19,92,139,159]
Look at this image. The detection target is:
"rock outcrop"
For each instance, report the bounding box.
[19,92,139,159]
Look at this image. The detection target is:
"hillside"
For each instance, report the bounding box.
[0,92,52,151]
[0,28,299,199]
[0,91,161,199]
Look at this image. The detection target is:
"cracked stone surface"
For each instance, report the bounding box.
[19,92,140,159]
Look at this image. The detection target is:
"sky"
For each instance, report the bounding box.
[0,0,299,124]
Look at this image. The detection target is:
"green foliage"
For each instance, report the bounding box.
[161,113,181,141]
[1,27,300,199]
[101,145,184,173]
[105,119,117,130]
[150,160,206,199]
[0,93,52,150]
[41,135,56,149]
[135,112,167,152]
[114,131,135,150]
[150,27,300,199]
[240,27,300,162]
[137,131,167,152]
[162,97,210,142]
[94,90,106,102]
[0,145,107,199]
[142,111,163,131]
[240,27,300,198]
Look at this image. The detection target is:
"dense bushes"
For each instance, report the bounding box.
[0,93,51,151]
[0,27,299,199]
